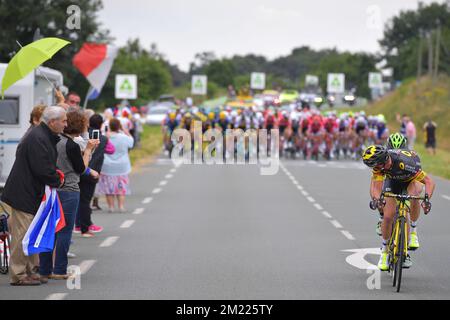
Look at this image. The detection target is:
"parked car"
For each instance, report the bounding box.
[145,102,174,125]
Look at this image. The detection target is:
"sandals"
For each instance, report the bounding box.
[10,277,41,286]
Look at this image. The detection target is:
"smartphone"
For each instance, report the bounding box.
[92,129,100,140]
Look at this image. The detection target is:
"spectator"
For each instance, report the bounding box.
[405,116,417,150]
[21,104,47,140]
[1,106,66,286]
[39,110,99,282]
[97,118,134,213]
[65,92,81,109]
[423,119,437,155]
[396,113,408,136]
[76,114,115,237]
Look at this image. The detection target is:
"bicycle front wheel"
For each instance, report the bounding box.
[395,217,406,292]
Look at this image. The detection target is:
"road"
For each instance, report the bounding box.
[1,154,450,299]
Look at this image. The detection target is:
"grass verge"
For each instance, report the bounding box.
[129,125,163,166]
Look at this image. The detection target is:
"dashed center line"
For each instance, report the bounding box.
[322,211,332,219]
[170,168,177,173]
[442,195,450,201]
[159,180,168,186]
[301,190,309,196]
[341,230,356,240]
[46,293,68,300]
[120,220,135,229]
[330,220,343,229]
[152,188,162,194]
[79,260,96,275]
[142,197,153,204]
[165,174,173,179]
[99,236,119,248]
[132,208,145,215]
[314,203,323,210]
[306,196,315,203]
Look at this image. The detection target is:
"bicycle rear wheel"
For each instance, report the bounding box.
[395,217,406,292]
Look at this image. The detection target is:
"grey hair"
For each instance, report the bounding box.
[41,106,66,124]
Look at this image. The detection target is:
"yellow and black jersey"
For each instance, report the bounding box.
[372,149,426,183]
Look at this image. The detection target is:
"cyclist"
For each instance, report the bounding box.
[362,145,435,271]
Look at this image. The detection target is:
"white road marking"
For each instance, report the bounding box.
[99,236,119,248]
[120,220,135,229]
[306,196,315,203]
[442,195,450,201]
[314,203,323,210]
[297,185,304,190]
[152,188,162,194]
[165,174,173,179]
[341,230,356,241]
[170,168,177,173]
[322,211,332,218]
[292,180,299,185]
[159,180,168,186]
[318,164,326,168]
[342,248,379,270]
[132,208,145,215]
[79,260,96,275]
[142,197,153,204]
[330,220,343,229]
[301,190,309,196]
[46,293,68,300]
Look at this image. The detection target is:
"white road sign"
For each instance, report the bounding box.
[369,72,383,89]
[191,75,207,95]
[327,73,345,94]
[305,75,319,86]
[115,74,137,99]
[251,72,266,90]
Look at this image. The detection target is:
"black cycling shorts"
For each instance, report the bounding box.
[383,178,410,195]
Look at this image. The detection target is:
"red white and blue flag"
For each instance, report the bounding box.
[72,43,118,100]
[22,186,66,256]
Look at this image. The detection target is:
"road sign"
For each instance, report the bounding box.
[115,74,137,99]
[342,248,380,270]
[191,75,207,95]
[327,73,345,94]
[305,75,319,87]
[251,72,265,90]
[369,72,383,89]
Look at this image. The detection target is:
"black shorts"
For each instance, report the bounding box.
[383,178,410,195]
[425,140,436,148]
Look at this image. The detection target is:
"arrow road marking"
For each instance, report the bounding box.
[342,248,379,270]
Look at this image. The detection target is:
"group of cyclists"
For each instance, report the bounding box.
[161,103,390,161]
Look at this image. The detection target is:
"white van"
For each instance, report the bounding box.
[0,63,64,188]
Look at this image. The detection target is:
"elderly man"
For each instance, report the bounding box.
[1,106,67,286]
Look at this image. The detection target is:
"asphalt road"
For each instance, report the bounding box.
[1,154,450,300]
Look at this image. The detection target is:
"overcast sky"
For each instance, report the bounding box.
[98,0,445,71]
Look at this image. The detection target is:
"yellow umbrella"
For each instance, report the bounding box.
[1,37,70,97]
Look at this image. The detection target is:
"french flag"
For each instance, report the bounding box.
[22,186,66,256]
[72,43,118,100]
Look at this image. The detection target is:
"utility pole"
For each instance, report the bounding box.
[426,31,434,78]
[433,20,441,83]
[417,29,423,83]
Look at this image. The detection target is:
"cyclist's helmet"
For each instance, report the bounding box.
[168,112,176,121]
[362,145,388,168]
[387,132,407,149]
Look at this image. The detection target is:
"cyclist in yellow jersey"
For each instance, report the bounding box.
[362,145,435,271]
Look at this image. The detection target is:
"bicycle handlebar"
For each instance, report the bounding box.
[381,192,426,201]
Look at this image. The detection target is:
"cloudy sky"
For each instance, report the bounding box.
[98,0,445,71]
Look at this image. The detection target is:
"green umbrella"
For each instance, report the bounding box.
[1,37,70,97]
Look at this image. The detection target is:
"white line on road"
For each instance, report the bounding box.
[306,196,315,203]
[330,220,343,229]
[341,230,356,240]
[152,188,162,194]
[132,208,145,215]
[442,195,450,201]
[99,236,119,248]
[46,293,68,300]
[165,174,173,179]
[159,180,168,186]
[79,260,96,275]
[170,168,177,173]
[301,190,309,196]
[142,197,153,204]
[314,203,323,210]
[120,220,135,229]
[297,185,304,190]
[322,211,332,219]
[292,180,299,185]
